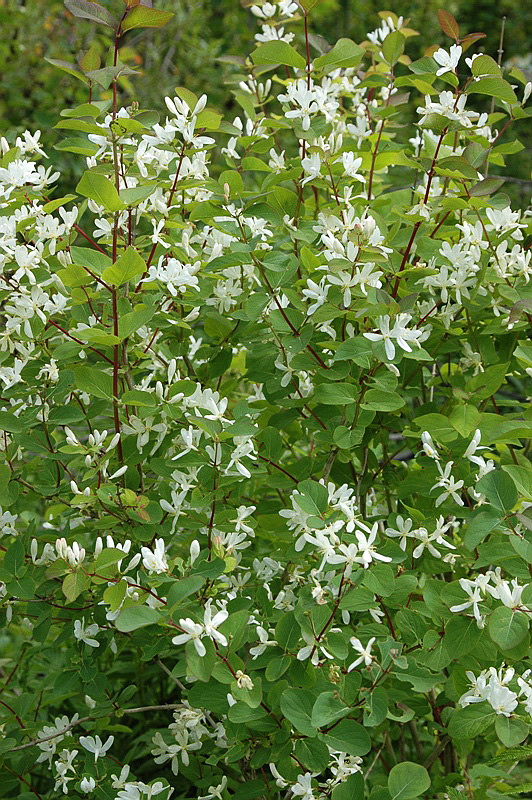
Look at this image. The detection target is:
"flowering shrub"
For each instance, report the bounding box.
[1,1,532,799]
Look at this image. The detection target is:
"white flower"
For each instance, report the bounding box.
[141,539,168,574]
[450,578,485,628]
[353,521,392,568]
[278,79,321,131]
[79,734,114,762]
[433,44,462,76]
[74,619,100,648]
[335,152,365,182]
[386,515,416,550]
[291,773,316,800]
[302,277,329,315]
[347,636,376,670]
[172,618,206,656]
[431,461,464,507]
[203,599,229,647]
[80,776,96,792]
[301,152,322,185]
[199,777,228,800]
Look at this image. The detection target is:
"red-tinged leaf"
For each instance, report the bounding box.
[438,10,460,40]
[121,5,174,31]
[508,299,532,326]
[459,32,487,52]
[469,177,505,196]
[64,0,117,29]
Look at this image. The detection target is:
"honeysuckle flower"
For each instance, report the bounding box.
[202,599,229,647]
[353,521,392,568]
[141,539,169,574]
[433,44,462,75]
[74,619,100,647]
[450,578,486,627]
[172,618,206,656]
[199,777,228,800]
[79,734,114,762]
[297,630,334,665]
[431,461,464,507]
[363,314,426,361]
[291,773,316,800]
[386,515,417,550]
[80,776,96,792]
[302,277,329,314]
[347,636,376,669]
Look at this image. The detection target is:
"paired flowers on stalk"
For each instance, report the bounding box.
[172,600,228,657]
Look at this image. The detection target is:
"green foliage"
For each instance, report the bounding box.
[0,2,530,800]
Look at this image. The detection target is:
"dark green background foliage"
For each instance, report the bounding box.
[1,0,530,200]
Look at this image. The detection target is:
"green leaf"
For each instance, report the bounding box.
[46,60,88,84]
[467,77,518,105]
[74,366,114,400]
[122,6,174,32]
[103,580,127,612]
[93,548,129,572]
[275,612,301,650]
[78,328,121,346]
[314,382,357,405]
[477,471,517,512]
[469,177,506,196]
[102,247,146,286]
[4,539,25,576]
[120,183,158,207]
[0,411,24,433]
[443,616,483,657]
[295,479,329,514]
[185,637,215,682]
[488,745,532,764]
[471,55,501,77]
[502,466,532,499]
[251,41,306,69]
[320,719,371,756]
[388,762,431,800]
[294,738,330,772]
[464,511,501,550]
[448,704,497,739]
[332,774,364,800]
[280,688,317,736]
[381,32,405,67]
[64,0,116,28]
[361,389,405,411]
[167,575,205,608]
[76,171,123,212]
[70,246,112,273]
[449,405,481,437]
[62,571,91,602]
[299,0,324,10]
[495,715,529,747]
[334,337,374,367]
[510,533,532,564]
[118,307,156,339]
[122,390,156,408]
[314,38,364,70]
[497,784,532,796]
[311,691,350,727]
[115,606,161,632]
[488,606,529,651]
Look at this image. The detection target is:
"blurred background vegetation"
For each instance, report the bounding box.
[0,0,530,202]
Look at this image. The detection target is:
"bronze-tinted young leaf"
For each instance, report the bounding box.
[64,0,117,28]
[437,9,460,40]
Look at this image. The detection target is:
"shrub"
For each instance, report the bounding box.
[0,2,531,799]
